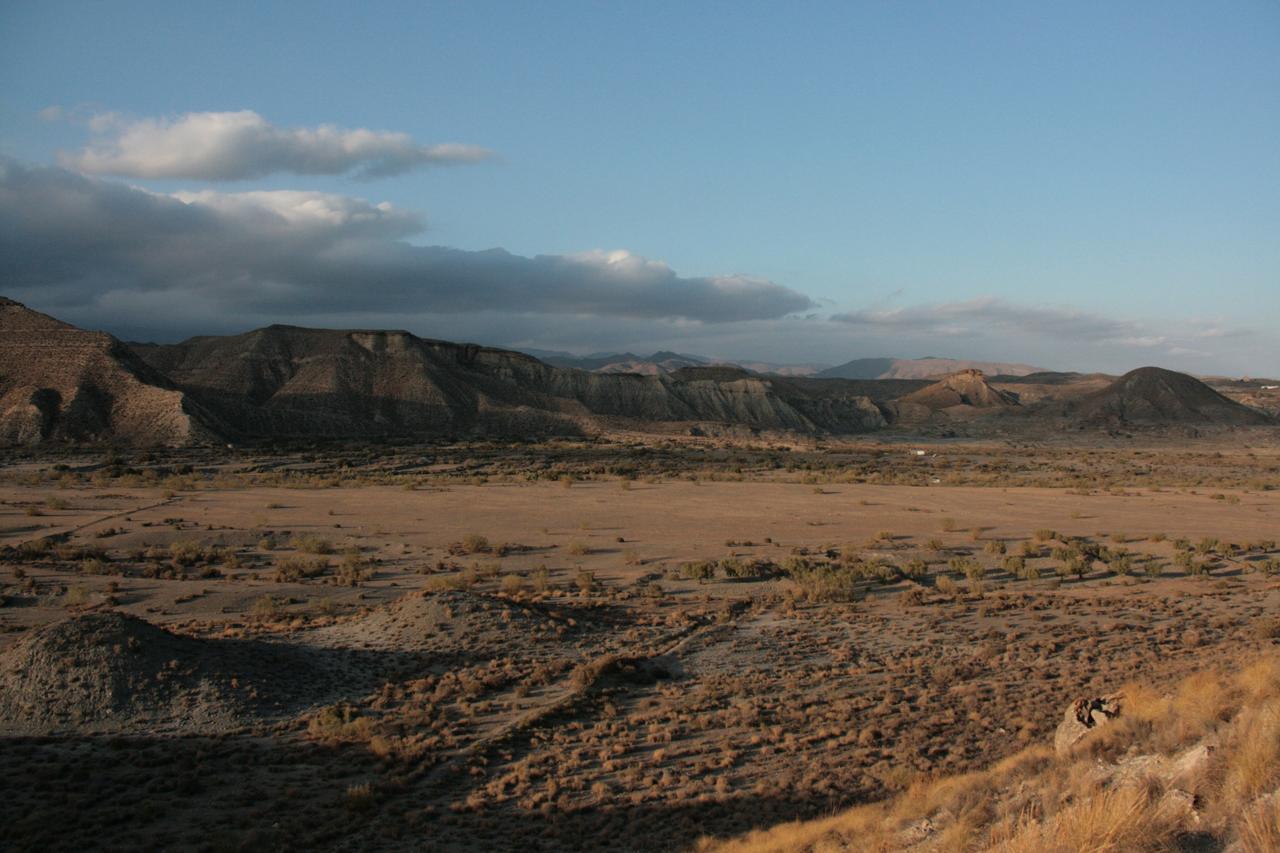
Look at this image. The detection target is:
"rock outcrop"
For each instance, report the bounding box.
[895,369,1021,412]
[0,298,223,445]
[1053,694,1122,756]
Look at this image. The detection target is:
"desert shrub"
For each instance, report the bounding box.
[531,565,551,592]
[1034,528,1058,542]
[935,575,959,596]
[904,558,929,579]
[290,535,333,555]
[789,564,861,602]
[567,541,591,556]
[927,538,946,553]
[79,557,111,576]
[948,556,984,581]
[871,561,901,584]
[1003,555,1026,576]
[250,594,284,620]
[575,569,598,593]
[460,533,490,554]
[500,573,525,594]
[1067,556,1090,580]
[274,554,329,582]
[334,552,371,586]
[984,540,1007,555]
[680,561,717,582]
[63,585,91,607]
[169,540,211,566]
[1252,618,1280,641]
[1196,537,1221,555]
[899,587,926,607]
[308,703,373,741]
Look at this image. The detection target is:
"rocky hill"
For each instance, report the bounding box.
[0,298,222,445]
[5,299,1274,445]
[130,323,888,441]
[897,369,1020,411]
[1071,366,1275,426]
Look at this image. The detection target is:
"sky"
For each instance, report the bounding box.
[1,1,1278,375]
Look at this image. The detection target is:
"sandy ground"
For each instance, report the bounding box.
[1,467,1278,850]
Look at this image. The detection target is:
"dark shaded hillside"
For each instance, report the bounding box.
[1069,367,1274,426]
[131,324,889,440]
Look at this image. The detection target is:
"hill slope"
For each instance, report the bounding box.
[897,369,1020,411]
[1072,366,1274,426]
[707,654,1280,853]
[0,298,221,445]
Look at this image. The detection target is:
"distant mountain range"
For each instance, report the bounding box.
[519,349,829,377]
[817,357,1047,380]
[520,350,1046,380]
[1,297,1273,446]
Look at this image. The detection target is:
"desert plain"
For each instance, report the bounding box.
[2,436,1278,851]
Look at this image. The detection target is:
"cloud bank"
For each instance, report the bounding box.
[58,110,493,180]
[0,158,815,329]
[832,298,1158,346]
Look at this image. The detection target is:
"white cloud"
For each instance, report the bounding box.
[58,110,493,180]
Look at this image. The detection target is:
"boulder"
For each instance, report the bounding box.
[1053,695,1122,756]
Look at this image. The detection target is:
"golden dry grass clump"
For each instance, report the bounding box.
[703,653,1280,853]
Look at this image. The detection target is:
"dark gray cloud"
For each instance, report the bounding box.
[0,159,815,329]
[58,110,492,180]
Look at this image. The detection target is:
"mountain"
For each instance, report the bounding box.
[819,356,1046,380]
[1070,366,1275,426]
[127,323,887,442]
[897,369,1020,411]
[5,299,1273,446]
[0,298,221,445]
[520,349,827,377]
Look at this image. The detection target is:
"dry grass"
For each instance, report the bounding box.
[704,653,1280,853]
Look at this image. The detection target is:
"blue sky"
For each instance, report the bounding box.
[1,1,1278,374]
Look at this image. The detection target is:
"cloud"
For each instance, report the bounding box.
[0,158,814,330]
[832,297,1153,344]
[57,110,493,180]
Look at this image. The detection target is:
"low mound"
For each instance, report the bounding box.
[315,590,582,656]
[897,369,1019,410]
[0,612,341,734]
[1076,366,1274,426]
